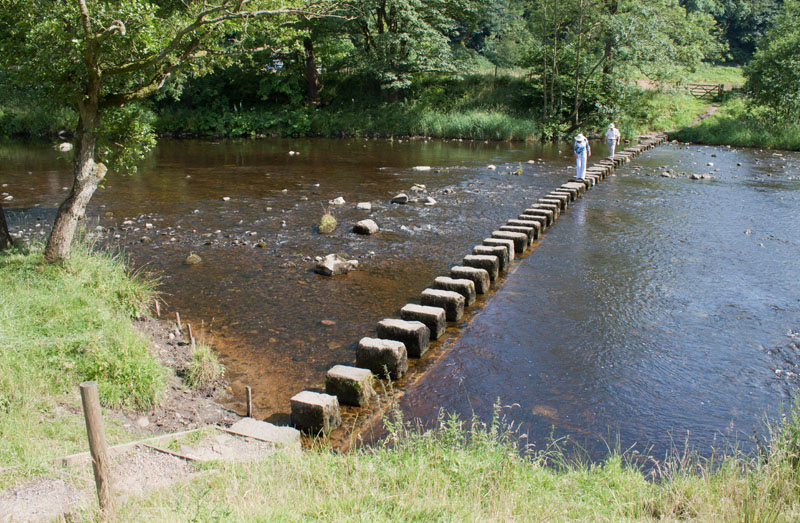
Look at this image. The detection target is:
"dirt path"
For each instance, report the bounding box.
[691,105,719,127]
[0,420,300,522]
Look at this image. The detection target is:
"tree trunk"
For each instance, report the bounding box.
[0,202,13,251]
[573,0,585,127]
[303,36,320,104]
[44,104,106,263]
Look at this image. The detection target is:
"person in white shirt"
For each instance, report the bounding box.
[605,123,621,158]
[574,133,590,180]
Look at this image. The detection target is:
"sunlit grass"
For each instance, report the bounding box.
[78,403,800,521]
[0,240,166,482]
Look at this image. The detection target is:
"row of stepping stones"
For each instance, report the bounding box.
[289,133,670,434]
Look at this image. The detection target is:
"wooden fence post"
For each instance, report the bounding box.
[80,381,114,515]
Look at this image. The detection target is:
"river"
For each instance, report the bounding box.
[2,138,798,457]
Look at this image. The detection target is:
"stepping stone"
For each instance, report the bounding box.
[517,214,547,230]
[401,304,446,340]
[544,193,570,207]
[356,337,408,379]
[421,288,465,321]
[482,238,514,260]
[450,266,490,294]
[491,230,526,254]
[325,365,375,407]
[433,276,476,306]
[290,391,341,434]
[474,245,509,271]
[377,318,430,358]
[499,225,535,246]
[463,254,499,282]
[506,219,541,239]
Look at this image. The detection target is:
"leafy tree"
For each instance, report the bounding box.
[524,0,722,130]
[338,0,484,90]
[0,0,332,263]
[682,0,781,63]
[745,0,800,120]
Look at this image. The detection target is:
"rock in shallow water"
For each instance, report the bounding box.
[391,193,409,204]
[353,219,379,235]
[315,254,359,276]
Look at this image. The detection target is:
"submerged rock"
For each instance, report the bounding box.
[315,254,359,276]
[184,252,202,265]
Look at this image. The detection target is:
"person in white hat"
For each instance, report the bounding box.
[605,123,621,159]
[574,133,590,180]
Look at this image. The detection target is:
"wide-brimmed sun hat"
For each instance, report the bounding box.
[575,133,586,141]
[608,123,615,128]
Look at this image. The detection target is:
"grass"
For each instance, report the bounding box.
[616,89,710,139]
[185,341,224,391]
[78,404,800,521]
[0,240,167,482]
[674,97,800,151]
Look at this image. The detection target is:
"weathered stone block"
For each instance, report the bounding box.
[325,365,375,407]
[507,219,542,239]
[463,254,500,281]
[433,276,476,306]
[421,288,465,321]
[499,225,534,246]
[482,238,514,261]
[290,391,341,434]
[533,202,561,217]
[563,182,586,195]
[356,337,408,379]
[353,219,379,235]
[491,230,526,254]
[377,318,430,358]
[474,245,508,271]
[517,214,548,230]
[229,418,301,450]
[523,208,554,226]
[544,193,570,207]
[400,304,446,340]
[450,266,490,294]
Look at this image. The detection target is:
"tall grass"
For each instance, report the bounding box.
[88,403,800,521]
[0,241,166,478]
[675,97,800,151]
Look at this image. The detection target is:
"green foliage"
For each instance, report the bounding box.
[84,403,800,521]
[0,242,166,475]
[675,97,800,150]
[683,0,782,63]
[745,0,800,121]
[337,0,484,89]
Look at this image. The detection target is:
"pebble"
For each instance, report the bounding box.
[222,196,231,201]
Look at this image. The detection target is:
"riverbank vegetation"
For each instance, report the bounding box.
[0,242,164,483]
[79,405,800,521]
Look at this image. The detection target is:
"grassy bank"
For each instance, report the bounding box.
[0,242,165,483]
[154,73,708,142]
[674,97,800,151]
[79,406,800,521]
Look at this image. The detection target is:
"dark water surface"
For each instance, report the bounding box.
[402,144,800,457]
[2,139,798,456]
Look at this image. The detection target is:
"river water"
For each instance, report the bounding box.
[2,138,798,457]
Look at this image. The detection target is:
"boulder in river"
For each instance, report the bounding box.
[353,219,379,235]
[184,252,202,265]
[329,196,345,205]
[391,193,409,204]
[356,202,372,211]
[315,254,359,276]
[319,213,337,234]
[412,166,431,171]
